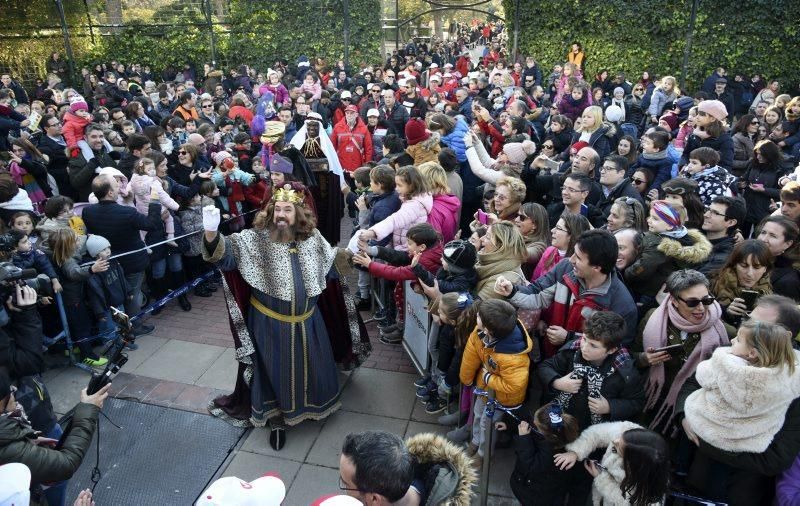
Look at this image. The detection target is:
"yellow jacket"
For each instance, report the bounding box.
[459,321,532,407]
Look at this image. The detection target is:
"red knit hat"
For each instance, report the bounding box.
[571,140,590,153]
[405,118,430,146]
[659,113,679,131]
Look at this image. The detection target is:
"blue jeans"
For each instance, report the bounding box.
[124,271,145,322]
[151,252,183,280]
[43,423,67,506]
[98,308,119,342]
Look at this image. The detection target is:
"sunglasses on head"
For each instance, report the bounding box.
[674,294,716,308]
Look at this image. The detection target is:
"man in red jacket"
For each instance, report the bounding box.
[332,105,372,175]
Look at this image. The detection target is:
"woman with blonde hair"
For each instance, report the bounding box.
[470,176,526,231]
[571,105,613,161]
[474,221,528,300]
[417,161,461,242]
[648,76,679,123]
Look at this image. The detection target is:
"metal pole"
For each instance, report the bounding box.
[54,0,76,86]
[512,0,520,62]
[395,0,399,51]
[204,0,217,66]
[478,389,495,506]
[343,0,350,69]
[680,0,699,90]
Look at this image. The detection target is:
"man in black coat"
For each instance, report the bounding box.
[711,78,736,124]
[596,155,644,219]
[35,114,76,200]
[82,175,162,336]
[67,124,119,202]
[0,74,29,104]
[698,196,745,276]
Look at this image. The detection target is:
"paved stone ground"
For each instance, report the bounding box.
[41,216,517,504]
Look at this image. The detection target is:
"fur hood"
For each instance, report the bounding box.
[657,228,712,265]
[406,433,477,506]
[684,347,800,453]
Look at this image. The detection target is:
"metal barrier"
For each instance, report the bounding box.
[42,292,94,373]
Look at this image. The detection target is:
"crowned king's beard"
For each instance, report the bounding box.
[269,219,296,243]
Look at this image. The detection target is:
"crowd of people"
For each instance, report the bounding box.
[0,15,800,505]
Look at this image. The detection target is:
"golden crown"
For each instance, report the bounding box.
[271,184,304,205]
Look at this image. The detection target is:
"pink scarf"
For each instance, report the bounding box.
[642,295,729,430]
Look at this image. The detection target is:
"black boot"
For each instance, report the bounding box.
[268,417,287,451]
[149,277,167,316]
[170,271,192,312]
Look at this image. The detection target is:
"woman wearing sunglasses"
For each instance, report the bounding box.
[635,269,733,434]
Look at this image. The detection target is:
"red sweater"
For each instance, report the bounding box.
[368,243,443,282]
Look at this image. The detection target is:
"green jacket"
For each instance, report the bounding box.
[0,402,99,485]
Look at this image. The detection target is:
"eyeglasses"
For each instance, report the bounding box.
[494,194,509,201]
[371,89,381,93]
[338,476,361,493]
[632,178,646,185]
[542,144,554,149]
[704,206,726,218]
[341,98,352,101]
[202,104,213,108]
[634,88,644,91]
[750,120,760,125]
[554,225,568,233]
[178,150,188,155]
[600,165,621,172]
[561,186,587,194]
[674,294,716,308]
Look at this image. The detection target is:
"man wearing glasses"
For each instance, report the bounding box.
[698,196,745,275]
[35,114,76,199]
[359,84,384,121]
[597,155,643,219]
[339,430,476,504]
[548,174,605,228]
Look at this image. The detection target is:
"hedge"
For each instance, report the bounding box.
[502,0,800,90]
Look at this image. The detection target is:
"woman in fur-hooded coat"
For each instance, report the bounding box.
[405,433,477,505]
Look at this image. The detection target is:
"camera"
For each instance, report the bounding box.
[0,261,53,299]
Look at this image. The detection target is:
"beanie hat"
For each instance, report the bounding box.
[86,234,111,258]
[659,113,679,131]
[69,99,89,114]
[502,140,536,165]
[613,87,625,97]
[650,200,682,230]
[442,239,477,272]
[0,463,31,506]
[697,99,728,122]
[405,118,430,146]
[675,96,695,112]
[605,104,624,123]
[571,140,590,153]
[213,150,233,165]
[269,152,294,174]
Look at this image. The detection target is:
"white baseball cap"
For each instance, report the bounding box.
[430,74,442,82]
[367,108,379,117]
[196,474,286,506]
[340,90,352,99]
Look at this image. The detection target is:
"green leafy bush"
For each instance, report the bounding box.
[503,0,800,89]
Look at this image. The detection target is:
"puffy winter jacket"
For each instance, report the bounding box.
[440,118,470,162]
[0,402,99,486]
[680,131,735,171]
[427,193,461,243]
[460,322,532,407]
[368,242,442,281]
[370,193,433,251]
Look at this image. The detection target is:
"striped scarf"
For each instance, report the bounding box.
[9,161,46,214]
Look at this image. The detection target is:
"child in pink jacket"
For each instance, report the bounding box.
[128,157,179,246]
[362,166,432,251]
[300,72,322,101]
